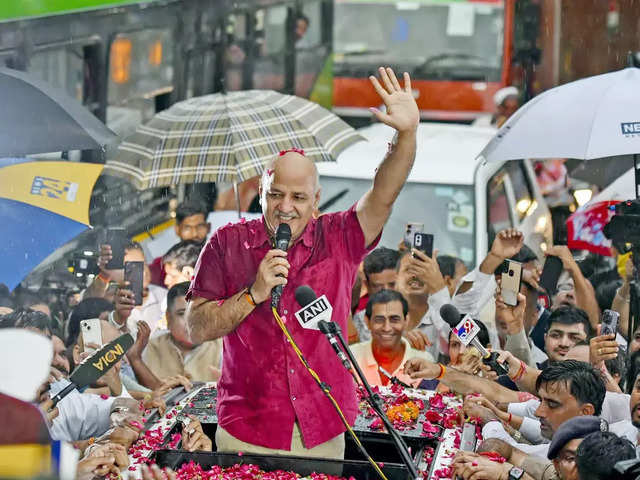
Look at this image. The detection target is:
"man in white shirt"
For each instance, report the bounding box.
[351,289,433,388]
[610,369,640,450]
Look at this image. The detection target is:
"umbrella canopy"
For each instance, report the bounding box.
[0,158,103,290]
[479,67,640,163]
[105,89,364,189]
[0,68,117,157]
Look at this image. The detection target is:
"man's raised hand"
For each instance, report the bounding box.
[369,67,419,133]
[491,229,524,260]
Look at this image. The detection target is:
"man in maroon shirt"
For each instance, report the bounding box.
[186,67,420,459]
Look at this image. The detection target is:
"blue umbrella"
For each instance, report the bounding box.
[0,158,103,290]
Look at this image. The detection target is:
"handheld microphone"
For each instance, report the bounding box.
[271,223,292,309]
[439,304,509,377]
[295,285,351,371]
[50,333,134,406]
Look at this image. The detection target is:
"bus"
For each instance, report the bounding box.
[331,0,516,122]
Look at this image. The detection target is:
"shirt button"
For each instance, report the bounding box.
[292,396,296,401]
[290,369,294,374]
[284,310,288,315]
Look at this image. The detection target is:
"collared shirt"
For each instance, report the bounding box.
[350,338,434,388]
[143,332,223,382]
[188,204,378,450]
[483,421,550,458]
[49,379,114,442]
[416,287,452,361]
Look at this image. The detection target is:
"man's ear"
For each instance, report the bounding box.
[174,223,181,236]
[72,343,82,367]
[581,403,596,416]
[182,266,195,280]
[206,222,211,234]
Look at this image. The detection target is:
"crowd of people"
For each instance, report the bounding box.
[1,66,639,480]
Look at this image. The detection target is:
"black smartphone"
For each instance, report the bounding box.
[540,256,563,296]
[413,232,434,258]
[124,261,144,306]
[601,309,620,336]
[104,228,127,270]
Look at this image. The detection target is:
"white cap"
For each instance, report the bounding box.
[0,329,52,401]
[493,86,519,107]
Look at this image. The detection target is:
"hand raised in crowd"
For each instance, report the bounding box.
[495,284,527,335]
[404,329,432,351]
[403,357,440,380]
[546,245,578,273]
[97,244,124,284]
[127,320,151,361]
[368,67,419,133]
[491,228,524,260]
[589,327,618,365]
[399,249,446,295]
[76,454,119,480]
[251,249,290,304]
[181,415,213,452]
[115,282,136,324]
[452,451,514,480]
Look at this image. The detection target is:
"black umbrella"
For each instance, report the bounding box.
[0,68,117,156]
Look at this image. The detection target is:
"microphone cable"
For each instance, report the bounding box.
[271,307,390,480]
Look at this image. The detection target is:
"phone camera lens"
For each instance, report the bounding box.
[509,270,514,277]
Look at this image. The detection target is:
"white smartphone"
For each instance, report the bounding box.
[80,318,102,352]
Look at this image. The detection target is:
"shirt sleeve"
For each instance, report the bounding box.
[332,203,381,265]
[187,231,227,301]
[426,287,453,355]
[602,392,632,424]
[508,399,541,419]
[519,416,545,444]
[452,268,493,317]
[482,420,520,447]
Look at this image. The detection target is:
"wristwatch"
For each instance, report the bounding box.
[508,466,525,480]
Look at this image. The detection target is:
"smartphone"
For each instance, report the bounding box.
[124,261,144,306]
[540,256,563,296]
[413,232,434,258]
[104,228,127,270]
[500,260,523,306]
[601,309,620,336]
[403,222,424,248]
[81,318,102,352]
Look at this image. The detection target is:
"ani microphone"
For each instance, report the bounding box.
[271,223,292,309]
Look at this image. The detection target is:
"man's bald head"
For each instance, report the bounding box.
[260,150,321,241]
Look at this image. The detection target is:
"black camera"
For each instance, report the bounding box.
[604,199,640,248]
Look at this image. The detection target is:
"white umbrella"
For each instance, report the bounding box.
[478,67,640,165]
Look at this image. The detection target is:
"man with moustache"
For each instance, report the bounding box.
[185,67,420,458]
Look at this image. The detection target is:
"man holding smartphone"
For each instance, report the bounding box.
[185,67,419,459]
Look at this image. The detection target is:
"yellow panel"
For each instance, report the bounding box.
[0,444,51,477]
[0,162,103,225]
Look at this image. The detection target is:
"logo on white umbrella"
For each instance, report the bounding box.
[621,122,640,137]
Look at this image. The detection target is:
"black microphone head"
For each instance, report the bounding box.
[440,304,462,328]
[295,285,317,308]
[70,333,134,388]
[275,223,292,250]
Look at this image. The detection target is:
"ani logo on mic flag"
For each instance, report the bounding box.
[453,315,480,347]
[295,294,333,330]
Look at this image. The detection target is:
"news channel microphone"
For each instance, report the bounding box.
[439,304,509,377]
[271,223,292,309]
[294,285,351,370]
[50,333,134,406]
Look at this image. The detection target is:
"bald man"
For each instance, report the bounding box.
[186,67,420,458]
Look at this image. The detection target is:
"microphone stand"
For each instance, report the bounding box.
[324,321,421,480]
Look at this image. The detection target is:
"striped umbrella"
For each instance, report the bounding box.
[105,90,364,189]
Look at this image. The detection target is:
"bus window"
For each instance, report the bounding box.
[29,47,85,102]
[295,1,329,99]
[253,6,287,91]
[488,169,513,237]
[224,13,247,91]
[506,160,534,221]
[108,29,174,109]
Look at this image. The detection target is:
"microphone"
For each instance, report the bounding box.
[50,333,134,406]
[439,304,509,377]
[271,223,292,309]
[295,285,351,371]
